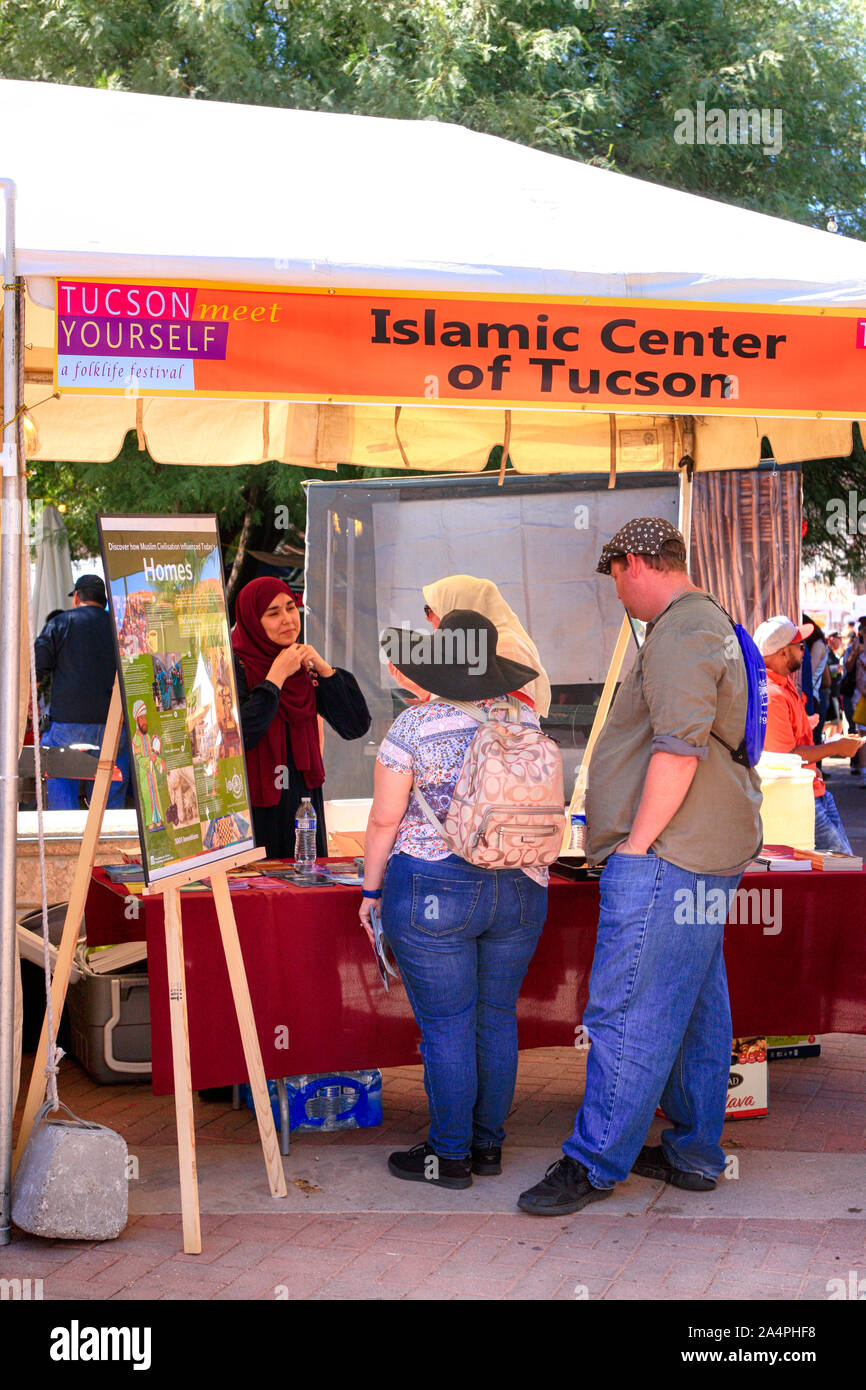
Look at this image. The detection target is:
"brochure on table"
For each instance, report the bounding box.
[97,513,255,885]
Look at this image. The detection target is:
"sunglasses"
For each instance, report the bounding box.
[423,604,433,620]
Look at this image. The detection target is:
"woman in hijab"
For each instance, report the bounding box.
[232,577,371,859]
[389,575,551,715]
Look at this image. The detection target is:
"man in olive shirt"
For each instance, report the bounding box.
[520,518,762,1216]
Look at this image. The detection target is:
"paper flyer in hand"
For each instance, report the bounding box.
[369,904,399,992]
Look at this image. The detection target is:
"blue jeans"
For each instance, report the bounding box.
[41,721,129,810]
[563,851,740,1188]
[813,788,853,855]
[382,852,547,1158]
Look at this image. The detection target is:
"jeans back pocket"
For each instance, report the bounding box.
[514,874,549,929]
[410,873,483,937]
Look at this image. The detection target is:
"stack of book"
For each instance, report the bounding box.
[792,849,863,871]
[744,845,812,872]
[80,941,147,974]
[744,845,863,872]
[103,863,144,884]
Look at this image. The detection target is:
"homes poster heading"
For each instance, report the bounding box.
[56,279,866,418]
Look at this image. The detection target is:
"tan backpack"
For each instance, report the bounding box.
[413,697,566,869]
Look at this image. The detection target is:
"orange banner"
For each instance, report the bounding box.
[55,280,866,418]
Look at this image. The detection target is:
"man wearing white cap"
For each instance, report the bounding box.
[754,615,863,854]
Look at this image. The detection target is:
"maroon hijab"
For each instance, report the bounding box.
[231,577,324,807]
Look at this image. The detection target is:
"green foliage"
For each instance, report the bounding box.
[3,0,864,232]
[802,428,866,583]
[26,434,423,566]
[27,433,322,558]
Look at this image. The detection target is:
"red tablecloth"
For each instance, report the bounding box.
[83,864,866,1095]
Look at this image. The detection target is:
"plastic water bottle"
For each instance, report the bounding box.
[570,812,587,855]
[294,797,317,874]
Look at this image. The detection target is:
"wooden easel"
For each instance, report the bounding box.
[13,677,287,1253]
[560,613,634,856]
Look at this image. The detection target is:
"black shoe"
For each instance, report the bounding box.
[471,1144,502,1176]
[517,1156,613,1216]
[387,1142,472,1190]
[631,1144,717,1191]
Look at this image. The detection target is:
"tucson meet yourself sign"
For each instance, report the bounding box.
[55,279,865,417]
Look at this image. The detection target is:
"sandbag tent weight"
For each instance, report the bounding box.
[11,678,287,1253]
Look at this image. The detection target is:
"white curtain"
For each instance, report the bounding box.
[32,504,74,633]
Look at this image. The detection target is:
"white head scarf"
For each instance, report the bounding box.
[421,574,551,717]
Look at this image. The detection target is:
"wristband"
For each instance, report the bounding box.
[361,888,382,900]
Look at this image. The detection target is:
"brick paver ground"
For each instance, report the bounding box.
[6,1036,866,1301]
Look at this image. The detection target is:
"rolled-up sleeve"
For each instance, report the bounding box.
[651,734,708,759]
[640,627,722,757]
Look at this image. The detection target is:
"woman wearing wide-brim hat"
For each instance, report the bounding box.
[361,609,550,1191]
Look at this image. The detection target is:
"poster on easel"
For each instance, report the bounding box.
[97,513,255,884]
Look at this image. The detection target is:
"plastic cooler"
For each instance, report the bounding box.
[66,959,152,1084]
[241,1070,382,1134]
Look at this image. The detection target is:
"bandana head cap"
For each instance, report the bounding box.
[596,517,686,575]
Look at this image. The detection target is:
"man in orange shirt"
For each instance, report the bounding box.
[754,615,863,854]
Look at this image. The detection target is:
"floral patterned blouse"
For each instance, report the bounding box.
[376,698,549,884]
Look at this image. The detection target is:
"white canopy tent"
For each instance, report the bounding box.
[3,79,866,1238]
[7,79,866,299]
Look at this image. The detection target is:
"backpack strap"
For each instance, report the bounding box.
[428,695,522,724]
[412,781,447,833]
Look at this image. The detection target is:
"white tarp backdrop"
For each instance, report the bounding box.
[305,473,680,797]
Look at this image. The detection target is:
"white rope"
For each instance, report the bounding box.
[22,483,63,1111]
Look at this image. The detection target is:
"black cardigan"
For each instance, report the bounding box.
[234,655,370,859]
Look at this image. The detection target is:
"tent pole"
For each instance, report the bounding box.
[0,177,20,1246]
[678,416,696,574]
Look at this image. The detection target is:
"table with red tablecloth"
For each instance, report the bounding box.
[83,863,866,1095]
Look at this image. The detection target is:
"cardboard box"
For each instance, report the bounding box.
[766,1034,821,1061]
[726,1036,768,1119]
[657,1036,768,1124]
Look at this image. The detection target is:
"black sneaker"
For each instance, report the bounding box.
[517,1156,613,1216]
[471,1144,502,1176]
[387,1141,472,1190]
[631,1144,717,1191]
